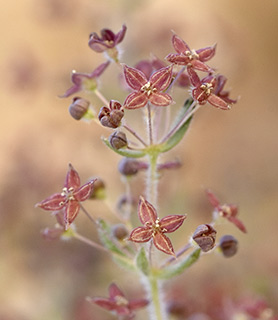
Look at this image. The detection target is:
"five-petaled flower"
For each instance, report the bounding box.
[166,33,216,72]
[206,189,247,233]
[87,283,148,320]
[123,64,173,109]
[129,196,187,256]
[36,164,96,230]
[60,61,110,98]
[188,67,233,110]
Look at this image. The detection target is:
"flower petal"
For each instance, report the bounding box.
[74,180,96,201]
[172,34,190,54]
[129,299,149,310]
[36,193,66,211]
[197,44,216,62]
[124,92,148,109]
[153,233,175,256]
[109,283,125,299]
[91,61,110,77]
[89,297,116,311]
[149,92,172,107]
[165,53,188,65]
[64,164,80,189]
[187,67,201,87]
[114,24,127,45]
[64,200,80,229]
[206,189,220,208]
[129,227,152,243]
[123,65,148,90]
[160,214,187,233]
[207,94,230,110]
[190,60,212,72]
[150,65,173,91]
[228,216,247,233]
[138,196,157,225]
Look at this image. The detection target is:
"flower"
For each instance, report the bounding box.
[87,283,148,319]
[213,74,237,104]
[123,64,173,109]
[206,189,247,233]
[98,100,124,128]
[60,61,110,98]
[166,33,216,72]
[36,164,96,230]
[188,67,233,110]
[88,24,127,53]
[129,196,186,256]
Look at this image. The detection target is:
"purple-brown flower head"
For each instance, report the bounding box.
[129,196,186,256]
[188,67,232,110]
[60,61,110,98]
[36,164,96,230]
[206,189,247,233]
[213,74,237,105]
[123,64,173,109]
[166,34,216,72]
[88,283,148,320]
[98,100,124,128]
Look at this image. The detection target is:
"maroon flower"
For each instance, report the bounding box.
[214,74,237,104]
[166,33,216,72]
[188,67,232,110]
[36,164,96,230]
[88,283,148,319]
[129,196,186,256]
[60,61,110,98]
[206,189,247,233]
[123,64,173,109]
[89,24,127,53]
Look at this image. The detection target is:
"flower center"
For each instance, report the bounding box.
[200,82,213,96]
[185,49,199,60]
[219,204,232,217]
[141,81,157,97]
[115,295,129,306]
[61,187,75,201]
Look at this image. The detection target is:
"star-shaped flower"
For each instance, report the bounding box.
[123,64,173,109]
[60,61,110,98]
[88,283,148,320]
[188,67,232,110]
[129,196,187,256]
[36,164,96,230]
[166,34,216,72]
[206,189,247,233]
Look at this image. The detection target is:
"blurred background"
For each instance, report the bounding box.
[1,0,277,319]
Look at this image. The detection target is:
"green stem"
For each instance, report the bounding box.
[146,151,159,207]
[147,275,167,320]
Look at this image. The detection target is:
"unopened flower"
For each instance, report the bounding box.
[166,34,216,72]
[188,67,233,110]
[192,224,217,252]
[123,64,173,109]
[36,164,96,230]
[89,177,106,200]
[118,158,148,176]
[69,97,90,120]
[87,283,148,319]
[98,100,124,128]
[60,61,110,98]
[109,131,128,149]
[206,189,247,233]
[129,196,186,256]
[219,235,238,257]
[112,224,129,241]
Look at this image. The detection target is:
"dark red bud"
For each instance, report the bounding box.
[109,131,127,149]
[219,235,238,257]
[98,106,124,128]
[192,224,217,252]
[69,97,90,120]
[111,224,129,241]
[89,177,105,199]
[118,158,147,176]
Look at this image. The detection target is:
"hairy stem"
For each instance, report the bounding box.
[147,276,167,320]
[147,103,153,145]
[123,123,148,147]
[73,232,109,253]
[94,89,109,106]
[146,152,159,208]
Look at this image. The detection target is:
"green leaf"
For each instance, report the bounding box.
[97,219,126,257]
[113,255,136,272]
[136,247,149,275]
[102,138,147,158]
[160,98,194,153]
[156,248,201,279]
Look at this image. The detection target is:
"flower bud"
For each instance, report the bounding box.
[69,97,90,120]
[219,235,238,257]
[98,100,124,128]
[109,131,127,149]
[111,224,129,241]
[41,227,64,241]
[118,158,147,176]
[89,178,106,199]
[192,224,217,252]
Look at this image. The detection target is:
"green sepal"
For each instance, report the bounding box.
[97,219,126,257]
[102,138,147,158]
[156,248,201,279]
[113,255,136,272]
[136,247,149,275]
[160,98,194,153]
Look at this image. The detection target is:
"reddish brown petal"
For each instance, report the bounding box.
[64,164,80,189]
[172,34,190,54]
[123,65,147,90]
[74,180,96,202]
[109,283,125,299]
[64,200,80,229]
[192,87,208,104]
[124,92,148,109]
[89,297,116,311]
[153,233,175,256]
[149,92,172,107]
[114,24,127,45]
[160,215,187,233]
[207,94,230,110]
[165,53,188,65]
[190,60,212,72]
[206,189,220,208]
[129,227,152,243]
[150,65,173,91]
[138,196,157,225]
[36,193,66,211]
[115,306,132,316]
[228,216,247,233]
[91,61,110,77]
[187,67,201,87]
[197,44,216,62]
[129,299,149,310]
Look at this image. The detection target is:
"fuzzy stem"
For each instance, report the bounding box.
[147,276,167,320]
[73,232,109,253]
[80,204,97,226]
[147,103,153,145]
[123,124,148,147]
[94,89,109,106]
[146,152,159,208]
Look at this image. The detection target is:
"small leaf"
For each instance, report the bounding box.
[157,248,201,279]
[160,98,194,153]
[136,247,149,275]
[102,138,147,158]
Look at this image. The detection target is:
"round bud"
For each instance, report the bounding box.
[118,158,140,176]
[109,131,127,149]
[89,178,106,199]
[192,224,217,252]
[111,224,129,241]
[219,235,238,257]
[69,97,90,120]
